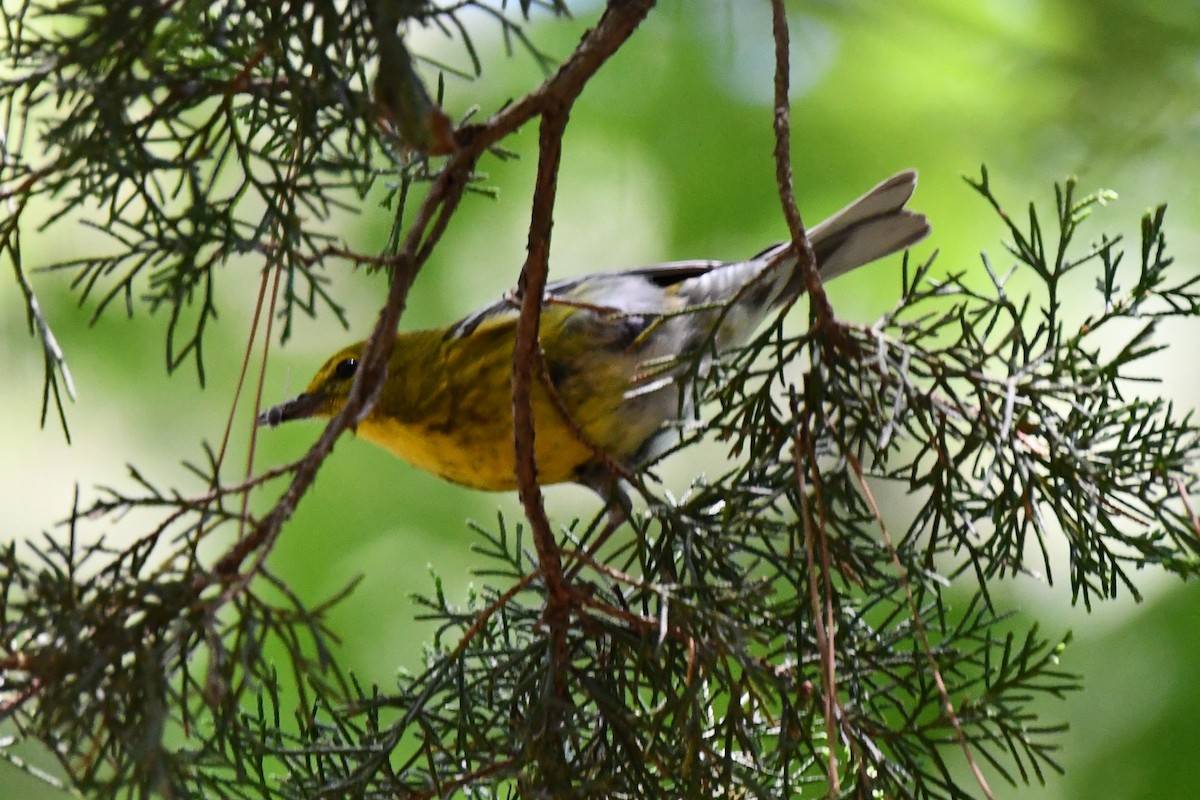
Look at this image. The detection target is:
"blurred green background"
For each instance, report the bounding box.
[4,1,1200,797]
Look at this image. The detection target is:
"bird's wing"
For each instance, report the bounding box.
[446,170,929,342]
[446,259,730,341]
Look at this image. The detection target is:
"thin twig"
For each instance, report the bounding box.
[1176,477,1200,542]
[508,0,657,684]
[216,141,300,545]
[448,571,541,660]
[411,757,518,800]
[772,5,846,792]
[845,450,996,800]
[574,591,688,645]
[768,0,836,335]
[0,124,75,437]
[210,0,659,590]
[214,266,271,481]
[792,392,840,797]
[513,105,572,693]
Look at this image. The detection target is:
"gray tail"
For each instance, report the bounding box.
[767,170,930,306]
[811,169,930,281]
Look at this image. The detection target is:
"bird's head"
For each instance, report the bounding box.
[258,342,366,428]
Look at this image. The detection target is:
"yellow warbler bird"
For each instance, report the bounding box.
[259,171,929,496]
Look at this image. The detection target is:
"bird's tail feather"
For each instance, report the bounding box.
[669,171,929,327]
[808,169,930,283]
[757,170,930,308]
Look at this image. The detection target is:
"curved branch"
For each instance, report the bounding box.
[212,0,658,596]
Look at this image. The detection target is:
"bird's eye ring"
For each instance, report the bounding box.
[334,357,358,381]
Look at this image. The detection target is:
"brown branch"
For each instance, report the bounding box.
[845,450,997,800]
[413,757,518,800]
[771,4,856,792]
[211,0,659,590]
[509,2,658,692]
[2,0,666,601]
[245,260,285,494]
[219,143,300,548]
[0,682,39,722]
[212,265,271,482]
[448,571,541,661]
[1176,477,1200,542]
[513,105,572,691]
[208,163,456,586]
[574,592,690,646]
[791,391,841,797]
[471,1,658,155]
[768,0,836,335]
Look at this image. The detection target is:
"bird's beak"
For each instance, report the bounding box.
[257,393,325,427]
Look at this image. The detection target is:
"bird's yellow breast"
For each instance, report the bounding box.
[355,399,597,490]
[356,306,665,490]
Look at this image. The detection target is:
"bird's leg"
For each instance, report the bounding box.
[564,468,633,581]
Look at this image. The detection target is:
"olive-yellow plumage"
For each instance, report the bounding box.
[259,171,929,494]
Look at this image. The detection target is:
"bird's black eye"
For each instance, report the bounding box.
[334,357,358,381]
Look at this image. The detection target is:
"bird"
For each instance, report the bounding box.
[258,170,929,500]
